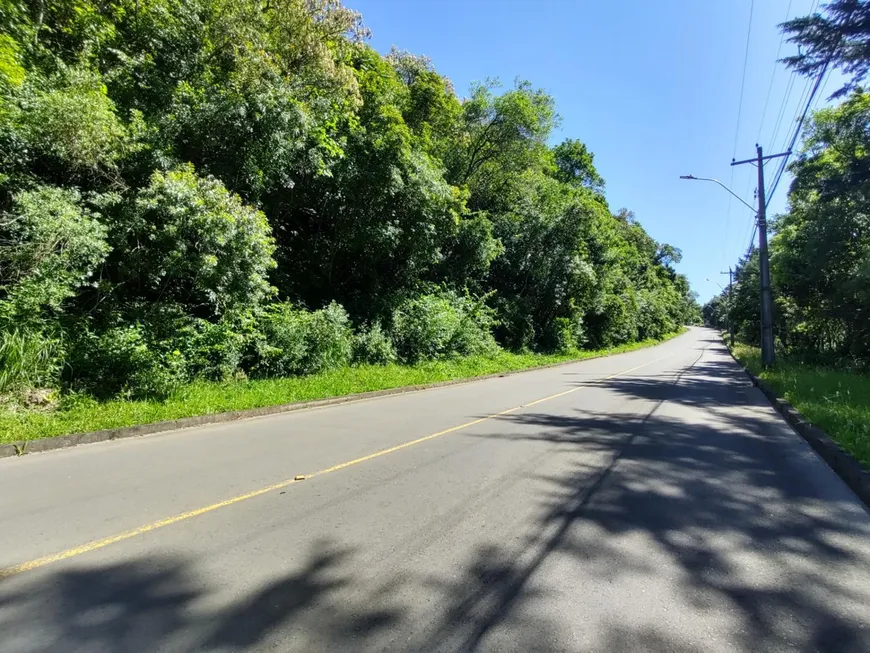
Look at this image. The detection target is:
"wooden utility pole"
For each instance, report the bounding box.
[731,145,788,367]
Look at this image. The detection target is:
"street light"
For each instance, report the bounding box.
[680,173,771,363]
[706,278,725,292]
[679,175,757,213]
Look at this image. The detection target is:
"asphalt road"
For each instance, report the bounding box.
[1,327,869,652]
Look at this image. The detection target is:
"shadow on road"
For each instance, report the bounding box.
[0,540,401,652]
[1,338,868,651]
[455,344,870,651]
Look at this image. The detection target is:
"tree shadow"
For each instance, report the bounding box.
[0,539,400,652]
[2,336,868,652]
[454,348,870,651]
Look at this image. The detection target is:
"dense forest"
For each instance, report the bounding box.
[0,0,697,404]
[704,0,870,367]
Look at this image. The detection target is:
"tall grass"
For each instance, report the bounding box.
[0,331,684,444]
[0,330,60,394]
[732,344,870,469]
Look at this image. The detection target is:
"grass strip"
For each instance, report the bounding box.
[1,332,684,444]
[731,344,870,469]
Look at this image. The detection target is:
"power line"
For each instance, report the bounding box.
[736,0,825,261]
[725,0,755,265]
[765,0,851,205]
[756,0,794,142]
[731,0,755,160]
[781,73,814,151]
[738,0,803,259]
[768,72,799,150]
[766,64,829,204]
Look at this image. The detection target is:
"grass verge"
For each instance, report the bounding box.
[731,343,870,469]
[0,332,684,444]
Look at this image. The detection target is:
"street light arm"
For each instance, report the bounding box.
[679,175,757,214]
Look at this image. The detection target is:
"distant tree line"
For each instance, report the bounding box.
[704,0,870,366]
[0,0,698,401]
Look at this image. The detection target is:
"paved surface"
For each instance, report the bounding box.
[1,327,869,652]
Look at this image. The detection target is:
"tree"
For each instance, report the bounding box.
[0,0,700,400]
[782,0,870,97]
[551,138,605,194]
[702,294,728,330]
[771,91,870,360]
[447,79,556,192]
[268,46,478,320]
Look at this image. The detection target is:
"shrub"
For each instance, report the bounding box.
[177,317,247,382]
[542,316,584,353]
[593,289,639,347]
[636,288,677,341]
[256,301,353,376]
[20,66,127,172]
[392,291,498,362]
[67,324,186,400]
[255,303,310,377]
[353,322,396,365]
[392,293,462,362]
[447,293,499,357]
[305,302,353,373]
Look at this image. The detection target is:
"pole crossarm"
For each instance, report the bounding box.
[731,151,790,166]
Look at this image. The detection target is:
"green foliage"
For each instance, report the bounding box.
[0,0,696,411]
[256,301,353,376]
[716,90,870,366]
[714,87,870,367]
[0,34,25,90]
[304,301,354,373]
[0,329,60,394]
[542,316,584,353]
[148,0,365,195]
[733,343,870,469]
[110,165,276,315]
[68,324,186,400]
[392,291,498,362]
[176,315,247,382]
[0,185,109,326]
[445,292,500,357]
[270,45,473,320]
[17,66,127,174]
[552,138,605,193]
[391,293,463,363]
[781,0,870,98]
[256,303,310,377]
[1,332,685,444]
[353,322,397,366]
[772,91,870,362]
[448,79,556,188]
[702,294,728,330]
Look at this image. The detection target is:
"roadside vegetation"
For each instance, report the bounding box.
[0,333,683,444]
[704,3,870,469]
[731,344,870,469]
[0,1,699,441]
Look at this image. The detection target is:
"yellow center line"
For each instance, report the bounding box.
[0,351,672,580]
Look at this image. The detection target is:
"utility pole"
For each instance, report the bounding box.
[721,268,733,348]
[731,144,787,367]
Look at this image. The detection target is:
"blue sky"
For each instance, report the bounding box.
[346,0,842,303]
